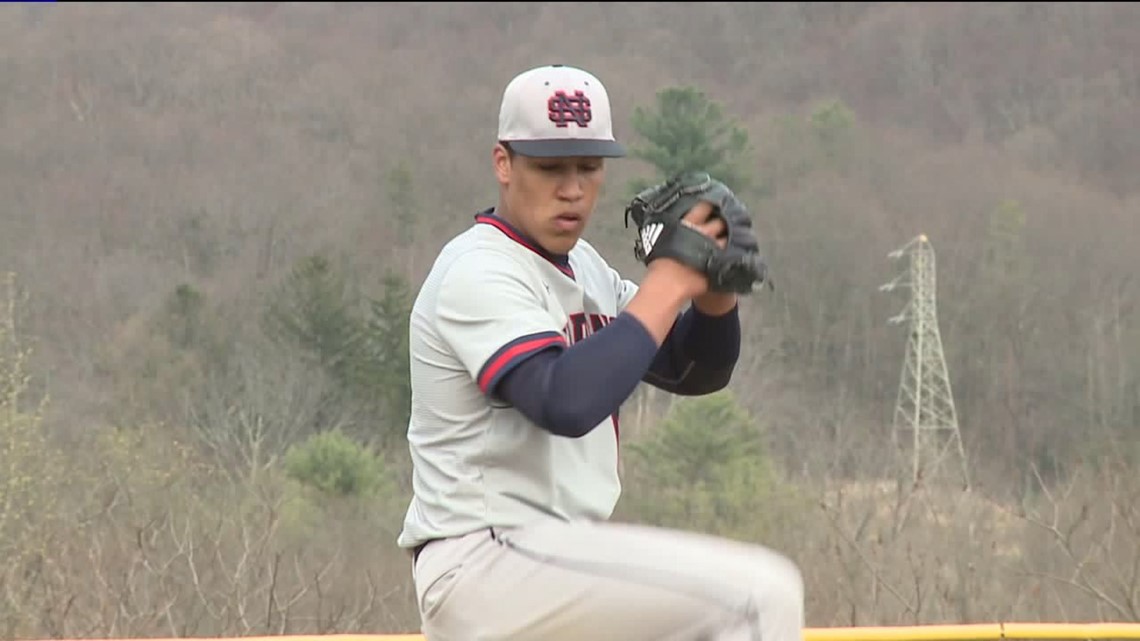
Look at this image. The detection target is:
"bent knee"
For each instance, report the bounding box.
[748,549,804,608]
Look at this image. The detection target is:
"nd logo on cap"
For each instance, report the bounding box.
[498,64,627,159]
[548,88,592,129]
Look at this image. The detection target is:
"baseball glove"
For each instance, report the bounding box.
[624,171,772,294]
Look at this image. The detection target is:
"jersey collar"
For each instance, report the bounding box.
[474,208,575,280]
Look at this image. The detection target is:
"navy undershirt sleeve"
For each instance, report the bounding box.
[495,312,659,438]
[645,303,741,394]
[494,304,742,438]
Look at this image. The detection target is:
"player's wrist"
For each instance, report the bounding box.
[644,258,708,299]
[693,292,738,317]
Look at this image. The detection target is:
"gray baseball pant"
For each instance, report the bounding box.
[411,519,805,641]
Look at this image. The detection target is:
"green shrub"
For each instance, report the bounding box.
[283,430,387,498]
[620,390,807,542]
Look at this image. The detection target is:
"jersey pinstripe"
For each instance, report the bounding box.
[397,211,639,549]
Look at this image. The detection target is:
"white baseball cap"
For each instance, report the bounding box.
[497,64,627,158]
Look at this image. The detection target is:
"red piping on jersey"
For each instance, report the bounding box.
[474,210,576,280]
[478,334,567,393]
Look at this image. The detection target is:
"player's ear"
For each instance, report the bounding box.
[492,142,512,186]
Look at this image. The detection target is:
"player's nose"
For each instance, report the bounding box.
[557,175,586,201]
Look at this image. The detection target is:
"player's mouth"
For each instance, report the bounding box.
[553,213,583,232]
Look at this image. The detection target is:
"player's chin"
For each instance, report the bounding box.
[541,230,582,254]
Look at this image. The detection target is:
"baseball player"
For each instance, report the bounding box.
[397,64,803,641]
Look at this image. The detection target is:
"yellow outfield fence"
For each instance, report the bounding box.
[43,623,1140,641]
[808,623,1140,641]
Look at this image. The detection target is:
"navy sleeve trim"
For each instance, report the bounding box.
[477,331,566,395]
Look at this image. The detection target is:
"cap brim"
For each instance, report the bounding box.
[506,138,627,158]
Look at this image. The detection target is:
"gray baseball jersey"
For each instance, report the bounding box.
[397,211,638,550]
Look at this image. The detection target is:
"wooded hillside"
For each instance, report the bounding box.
[2,2,1138,636]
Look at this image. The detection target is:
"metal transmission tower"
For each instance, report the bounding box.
[880,234,969,490]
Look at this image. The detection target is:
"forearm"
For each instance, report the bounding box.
[645,299,741,395]
[495,312,661,438]
[684,296,741,366]
[693,291,739,317]
[620,266,692,345]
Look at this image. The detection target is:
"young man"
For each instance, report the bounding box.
[398,64,804,641]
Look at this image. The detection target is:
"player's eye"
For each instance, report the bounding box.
[535,161,599,175]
